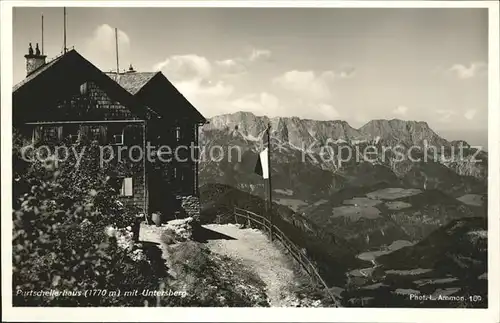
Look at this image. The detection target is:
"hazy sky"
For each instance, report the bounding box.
[13,7,488,147]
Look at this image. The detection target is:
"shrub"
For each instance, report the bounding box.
[160,229,177,245]
[12,143,159,306]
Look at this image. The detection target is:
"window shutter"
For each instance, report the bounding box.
[57,126,63,141]
[99,125,107,144]
[121,177,133,196]
[33,126,42,144]
[80,125,89,142]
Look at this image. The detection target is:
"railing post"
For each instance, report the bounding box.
[269,209,273,241]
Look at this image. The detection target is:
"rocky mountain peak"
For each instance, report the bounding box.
[204,111,369,148]
[203,111,451,149]
[359,119,448,147]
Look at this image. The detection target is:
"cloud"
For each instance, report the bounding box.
[174,78,235,117]
[464,109,477,120]
[227,92,339,120]
[215,59,247,76]
[152,54,237,117]
[249,48,272,61]
[393,105,409,116]
[214,47,272,76]
[323,66,356,80]
[154,54,212,81]
[230,92,281,116]
[448,62,487,79]
[269,68,356,120]
[178,79,234,98]
[83,24,131,72]
[317,103,340,119]
[151,52,349,120]
[273,70,335,101]
[436,109,456,122]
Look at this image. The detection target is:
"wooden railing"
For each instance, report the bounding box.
[233,207,340,306]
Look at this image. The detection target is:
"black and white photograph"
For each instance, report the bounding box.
[1,1,499,322]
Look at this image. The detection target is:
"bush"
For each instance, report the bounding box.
[163,241,269,307]
[160,229,178,245]
[12,143,159,306]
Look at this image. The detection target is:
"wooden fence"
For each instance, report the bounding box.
[233,207,340,306]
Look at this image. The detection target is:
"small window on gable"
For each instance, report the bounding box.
[175,126,181,142]
[80,82,88,95]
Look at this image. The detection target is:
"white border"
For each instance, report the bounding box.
[1,1,499,322]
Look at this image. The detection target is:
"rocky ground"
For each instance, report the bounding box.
[135,219,268,306]
[136,219,326,307]
[202,223,323,307]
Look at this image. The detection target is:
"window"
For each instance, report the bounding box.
[65,125,80,144]
[109,177,133,197]
[175,126,181,142]
[108,125,124,145]
[69,134,79,144]
[89,126,100,141]
[42,126,59,142]
[120,177,133,196]
[111,134,124,145]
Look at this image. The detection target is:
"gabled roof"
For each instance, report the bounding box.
[107,72,159,95]
[108,70,206,123]
[13,49,205,124]
[134,72,206,124]
[13,49,154,122]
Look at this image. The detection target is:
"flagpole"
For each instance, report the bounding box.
[266,123,273,241]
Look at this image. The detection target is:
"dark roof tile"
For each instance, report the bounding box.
[106,72,159,95]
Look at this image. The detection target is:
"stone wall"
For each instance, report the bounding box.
[179,195,201,221]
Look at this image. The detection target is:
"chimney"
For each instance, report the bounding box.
[126,63,136,74]
[25,43,47,76]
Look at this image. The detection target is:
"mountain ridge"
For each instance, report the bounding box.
[204,111,456,148]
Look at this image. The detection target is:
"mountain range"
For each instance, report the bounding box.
[203,111,481,150]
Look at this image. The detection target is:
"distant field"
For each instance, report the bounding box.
[274,198,308,212]
[456,194,484,206]
[385,201,412,210]
[366,188,422,200]
[356,240,414,262]
[343,197,381,207]
[274,188,294,196]
[332,205,381,221]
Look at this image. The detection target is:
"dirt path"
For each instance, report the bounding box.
[202,223,299,307]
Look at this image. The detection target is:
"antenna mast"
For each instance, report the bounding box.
[63,7,67,53]
[41,14,44,55]
[115,27,120,75]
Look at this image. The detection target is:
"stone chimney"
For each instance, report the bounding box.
[125,63,136,74]
[24,43,46,76]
